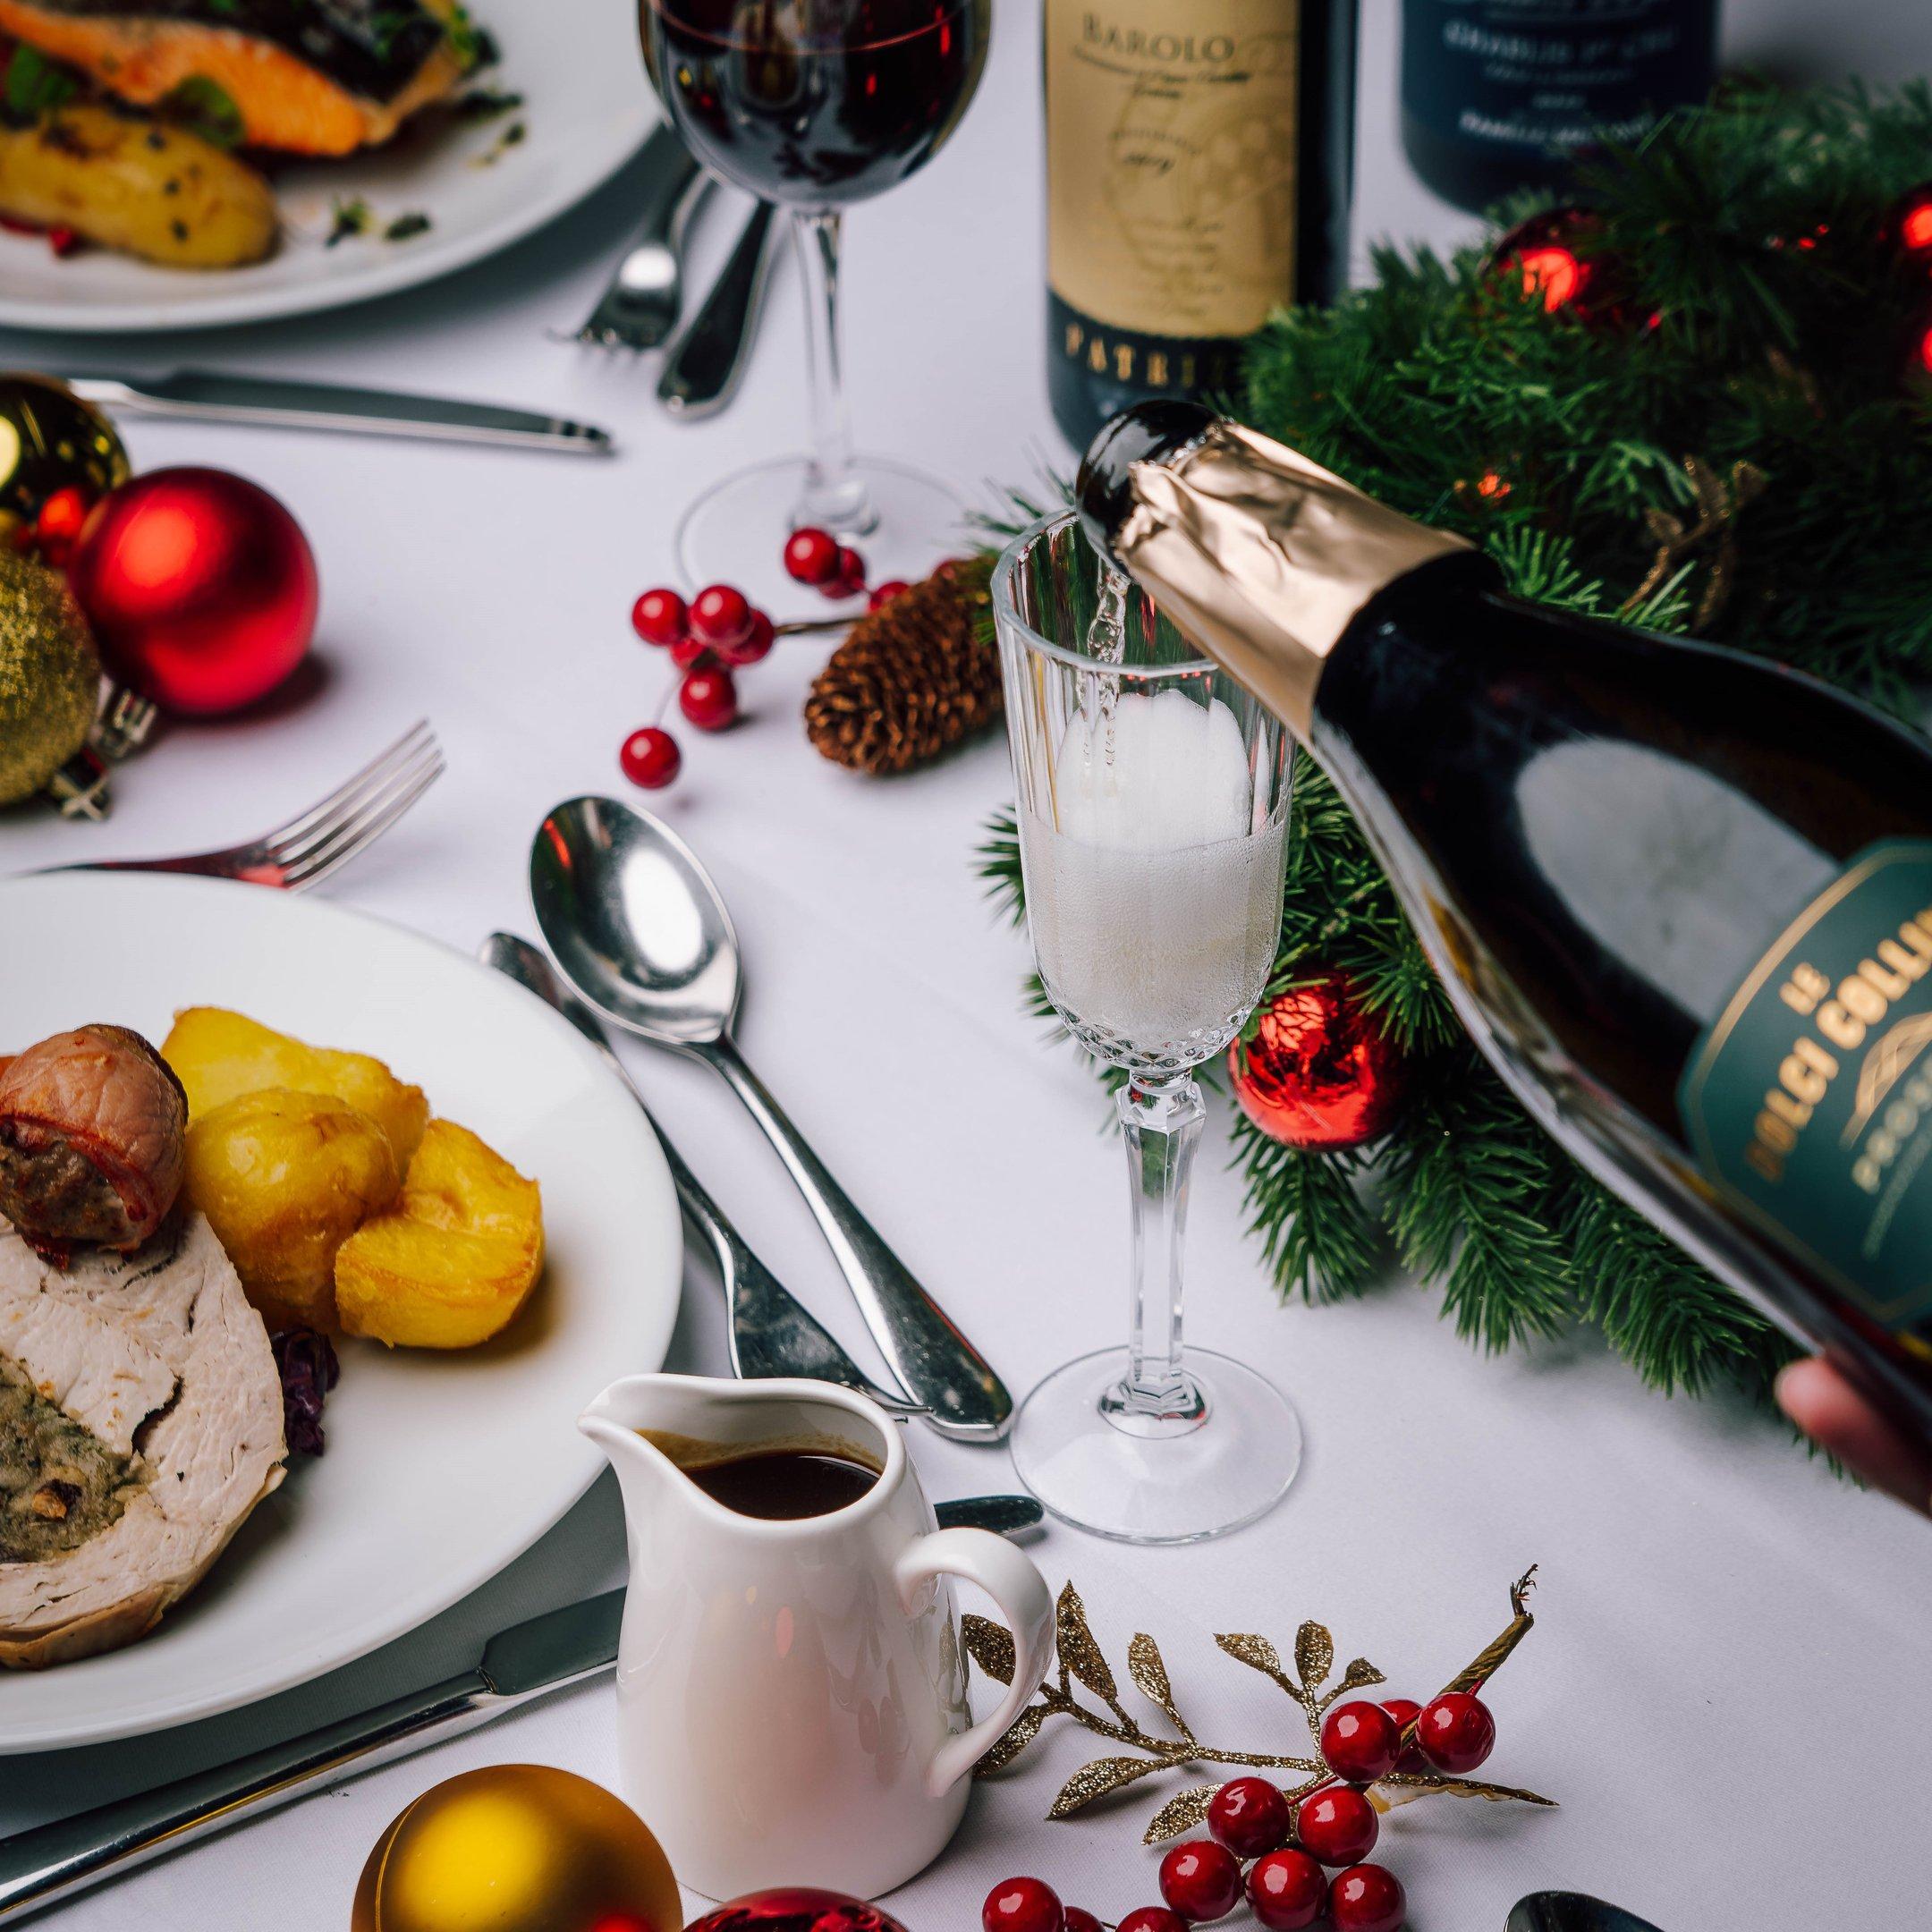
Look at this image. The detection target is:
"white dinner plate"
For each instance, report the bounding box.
[0,0,653,333]
[0,873,681,1751]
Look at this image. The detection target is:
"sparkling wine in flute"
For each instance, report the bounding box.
[1077,400,1932,1449]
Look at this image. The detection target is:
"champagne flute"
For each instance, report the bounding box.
[640,0,993,602]
[992,511,1302,1544]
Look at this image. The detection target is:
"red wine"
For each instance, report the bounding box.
[1044,0,1359,449]
[1079,401,1932,1448]
[641,0,991,207]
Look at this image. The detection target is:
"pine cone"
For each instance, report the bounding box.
[803,560,1001,775]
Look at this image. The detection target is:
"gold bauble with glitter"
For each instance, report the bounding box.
[0,373,131,528]
[350,1765,682,1932]
[0,548,100,806]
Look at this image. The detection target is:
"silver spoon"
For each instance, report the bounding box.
[480,932,923,1414]
[1507,1897,1667,1932]
[529,798,1014,1443]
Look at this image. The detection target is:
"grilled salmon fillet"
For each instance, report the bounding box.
[0,0,471,155]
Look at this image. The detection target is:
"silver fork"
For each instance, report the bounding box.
[568,125,708,351]
[43,722,444,892]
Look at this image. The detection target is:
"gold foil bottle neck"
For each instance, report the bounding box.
[1114,420,1472,735]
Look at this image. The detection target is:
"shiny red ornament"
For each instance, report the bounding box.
[1887,183,1932,258]
[784,526,842,586]
[1295,1786,1379,1866]
[1159,1841,1243,1922]
[1487,207,1623,325]
[1318,1699,1402,1784]
[620,725,682,790]
[632,586,688,646]
[1229,974,1408,1151]
[1327,1864,1406,1932]
[982,1878,1062,1932]
[69,466,317,717]
[690,582,754,649]
[1245,1851,1326,1932]
[1207,1775,1291,1856]
[679,665,739,731]
[1416,1690,1496,1773]
[690,1891,908,1932]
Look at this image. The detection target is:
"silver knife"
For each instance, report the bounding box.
[62,371,614,455]
[0,1496,1043,1924]
[657,199,781,419]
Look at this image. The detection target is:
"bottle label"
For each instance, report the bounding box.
[1678,841,1932,1330]
[1402,0,1713,157]
[1046,0,1301,352]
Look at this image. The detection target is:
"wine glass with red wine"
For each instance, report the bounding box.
[640,0,993,598]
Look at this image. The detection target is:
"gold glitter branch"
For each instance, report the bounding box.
[966,1573,1554,1842]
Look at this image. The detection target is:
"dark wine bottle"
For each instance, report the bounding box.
[1079,401,1932,1448]
[1400,0,1718,213]
[1042,0,1358,450]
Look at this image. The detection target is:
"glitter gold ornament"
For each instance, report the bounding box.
[0,548,100,807]
[0,373,131,530]
[351,1765,681,1932]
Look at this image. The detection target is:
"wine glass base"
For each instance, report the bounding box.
[673,453,967,610]
[1009,1347,1302,1546]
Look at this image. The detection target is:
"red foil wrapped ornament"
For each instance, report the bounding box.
[69,466,318,716]
[1229,974,1408,1151]
[689,1892,910,1932]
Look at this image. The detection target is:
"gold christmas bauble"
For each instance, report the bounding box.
[0,373,131,527]
[351,1765,682,1932]
[0,548,100,806]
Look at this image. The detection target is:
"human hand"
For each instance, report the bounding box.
[1775,1358,1932,1515]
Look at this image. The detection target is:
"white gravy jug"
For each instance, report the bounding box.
[580,1374,1053,1899]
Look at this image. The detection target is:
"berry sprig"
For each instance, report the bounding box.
[618,529,912,792]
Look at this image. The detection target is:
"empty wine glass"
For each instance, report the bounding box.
[992,511,1301,1544]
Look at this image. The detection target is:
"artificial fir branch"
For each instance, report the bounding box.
[975,80,1932,1428]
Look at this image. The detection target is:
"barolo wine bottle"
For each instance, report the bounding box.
[1400,0,1718,212]
[1078,400,1932,1449]
[1042,0,1358,449]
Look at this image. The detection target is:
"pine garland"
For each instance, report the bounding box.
[979,80,1932,1413]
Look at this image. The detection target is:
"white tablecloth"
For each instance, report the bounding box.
[4,1,1931,1925]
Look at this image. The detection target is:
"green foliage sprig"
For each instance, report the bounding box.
[979,80,1932,1412]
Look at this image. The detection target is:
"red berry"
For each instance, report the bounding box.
[867,579,910,612]
[981,1878,1062,1932]
[1158,1841,1242,1923]
[1379,1698,1426,1771]
[679,665,738,732]
[619,725,681,790]
[631,587,688,646]
[783,525,842,586]
[689,582,753,648]
[46,226,80,258]
[1319,1700,1401,1784]
[1117,1911,1188,1932]
[1245,1851,1326,1932]
[34,486,89,547]
[1328,1863,1406,1932]
[670,636,715,669]
[722,607,775,666]
[1416,1690,1496,1774]
[1063,1912,1102,1932]
[1207,1776,1290,1856]
[1295,1786,1378,1865]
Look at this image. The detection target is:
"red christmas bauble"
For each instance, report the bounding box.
[70,467,317,717]
[1229,975,1408,1151]
[690,1892,908,1932]
[1487,206,1626,326]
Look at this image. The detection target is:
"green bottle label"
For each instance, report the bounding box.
[1679,840,1932,1329]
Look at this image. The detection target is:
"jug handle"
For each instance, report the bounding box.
[894,1527,1055,1799]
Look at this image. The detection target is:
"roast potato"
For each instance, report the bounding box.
[184,1089,400,1331]
[335,1120,544,1350]
[0,106,275,268]
[164,1009,428,1168]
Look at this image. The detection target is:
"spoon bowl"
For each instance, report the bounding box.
[1507,1896,1668,1932]
[531,797,741,1046]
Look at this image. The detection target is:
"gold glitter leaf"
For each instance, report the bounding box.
[1381,1771,1556,1807]
[1327,1657,1386,1705]
[1142,1784,1220,1845]
[977,1703,1047,1775]
[1293,1622,1334,1691]
[1047,1755,1164,1819]
[1215,1631,1294,1695]
[963,1613,1015,1685]
[1128,1632,1190,1734]
[1056,1582,1117,1702]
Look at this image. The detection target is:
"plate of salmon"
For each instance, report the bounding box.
[0,0,653,331]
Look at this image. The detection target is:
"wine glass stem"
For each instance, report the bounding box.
[792,208,877,538]
[1112,1072,1208,1426]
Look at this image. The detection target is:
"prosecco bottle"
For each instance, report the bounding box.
[1042,0,1358,449]
[1078,400,1932,1448]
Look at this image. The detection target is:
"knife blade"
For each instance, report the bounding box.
[62,371,614,455]
[0,1497,1040,1923]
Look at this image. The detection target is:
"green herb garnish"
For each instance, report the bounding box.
[2,47,80,125]
[160,74,244,148]
[384,211,432,242]
[326,197,372,247]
